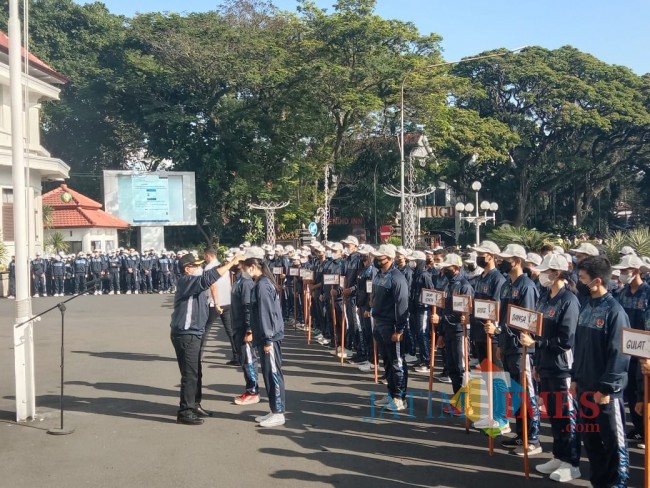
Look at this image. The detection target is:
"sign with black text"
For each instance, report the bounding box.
[507,305,543,336]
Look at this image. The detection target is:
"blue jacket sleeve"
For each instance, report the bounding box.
[599,307,631,395]
[393,275,410,332]
[177,268,222,299]
[259,280,280,345]
[242,279,255,332]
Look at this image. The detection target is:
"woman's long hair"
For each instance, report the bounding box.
[244,258,282,293]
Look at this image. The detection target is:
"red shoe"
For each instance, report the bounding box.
[234,392,260,405]
[442,404,463,417]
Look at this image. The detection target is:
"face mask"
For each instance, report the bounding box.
[443,268,456,280]
[498,260,513,274]
[466,263,476,272]
[191,267,203,276]
[373,258,385,270]
[538,272,554,288]
[476,256,488,268]
[577,278,597,296]
[619,273,634,285]
[326,251,332,259]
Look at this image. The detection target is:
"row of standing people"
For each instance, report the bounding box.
[7,248,192,297]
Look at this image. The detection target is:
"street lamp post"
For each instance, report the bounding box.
[455,181,498,246]
[399,47,526,246]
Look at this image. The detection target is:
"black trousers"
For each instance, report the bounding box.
[258,341,285,414]
[578,392,629,488]
[624,358,643,433]
[373,325,408,400]
[171,333,202,417]
[52,276,64,295]
[204,305,238,362]
[74,274,86,294]
[540,376,580,466]
[233,331,259,394]
[444,328,465,394]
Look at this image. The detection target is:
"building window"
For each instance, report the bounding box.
[2,188,13,241]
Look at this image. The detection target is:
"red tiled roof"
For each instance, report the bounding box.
[43,184,129,229]
[0,32,68,83]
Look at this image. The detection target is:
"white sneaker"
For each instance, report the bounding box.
[329,346,340,355]
[336,349,350,359]
[313,333,324,341]
[549,462,581,482]
[514,443,542,456]
[414,365,430,374]
[116,291,121,295]
[109,291,114,295]
[258,413,285,428]
[126,290,131,295]
[473,417,509,430]
[34,294,39,298]
[404,354,418,364]
[255,412,273,423]
[536,458,563,475]
[358,361,375,372]
[393,398,407,411]
[134,290,139,294]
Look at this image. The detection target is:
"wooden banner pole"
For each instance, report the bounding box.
[644,374,649,488]
[486,330,494,456]
[463,314,470,434]
[428,305,437,393]
[521,345,529,479]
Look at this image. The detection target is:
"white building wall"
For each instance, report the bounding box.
[44,227,119,255]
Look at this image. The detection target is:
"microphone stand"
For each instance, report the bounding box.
[14,278,102,435]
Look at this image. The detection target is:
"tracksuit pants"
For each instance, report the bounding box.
[53,276,64,295]
[258,341,285,414]
[414,308,430,364]
[540,377,580,467]
[504,353,540,442]
[109,271,120,292]
[345,297,360,353]
[578,391,628,488]
[233,333,259,395]
[373,324,408,400]
[33,274,46,295]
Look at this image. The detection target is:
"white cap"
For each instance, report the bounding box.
[526,253,543,266]
[341,235,359,246]
[409,250,426,261]
[244,246,265,260]
[438,253,463,268]
[359,245,374,255]
[464,251,477,263]
[470,240,500,255]
[497,244,527,260]
[535,253,569,272]
[370,244,396,259]
[284,245,295,252]
[619,246,636,256]
[570,242,599,256]
[612,255,645,270]
[612,269,621,277]
[552,245,566,254]
[327,242,344,252]
[395,246,410,256]
[385,244,397,253]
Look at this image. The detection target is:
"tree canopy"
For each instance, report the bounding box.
[5,0,649,246]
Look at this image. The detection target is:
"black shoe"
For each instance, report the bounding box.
[347,355,367,364]
[193,404,213,417]
[501,435,523,449]
[627,430,643,442]
[226,359,239,366]
[177,414,204,425]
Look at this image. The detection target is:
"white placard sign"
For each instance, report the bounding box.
[621,328,650,359]
[289,268,300,276]
[452,294,472,314]
[323,274,340,286]
[272,267,283,275]
[366,280,373,293]
[507,305,543,336]
[303,270,314,281]
[474,299,499,321]
[420,289,445,308]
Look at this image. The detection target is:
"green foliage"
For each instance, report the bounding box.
[0,234,6,264]
[45,231,70,254]
[386,236,402,246]
[603,228,650,263]
[42,204,54,230]
[487,225,556,253]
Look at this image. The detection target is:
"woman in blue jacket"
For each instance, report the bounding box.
[242,246,286,428]
[520,253,581,483]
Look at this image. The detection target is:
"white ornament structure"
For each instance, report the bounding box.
[249,201,290,246]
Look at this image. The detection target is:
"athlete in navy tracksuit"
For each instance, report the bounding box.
[245,252,286,425]
[528,255,581,478]
[371,247,409,407]
[355,250,377,366]
[572,256,630,488]
[51,257,66,296]
[170,254,240,424]
[342,238,362,357]
[494,245,540,451]
[231,267,258,404]
[409,252,434,371]
[434,255,474,397]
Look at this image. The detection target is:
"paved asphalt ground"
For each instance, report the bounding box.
[0,295,644,488]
